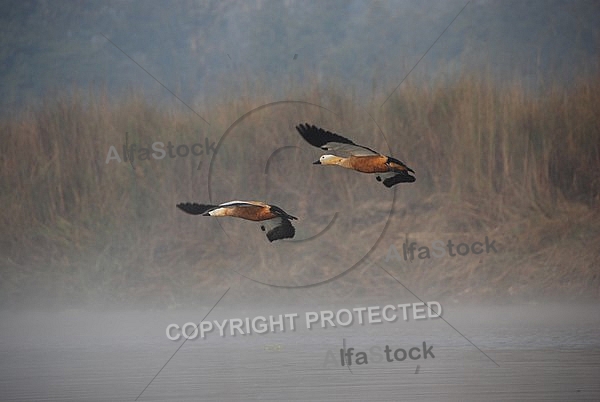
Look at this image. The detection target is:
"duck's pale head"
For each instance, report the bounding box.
[313,154,343,165]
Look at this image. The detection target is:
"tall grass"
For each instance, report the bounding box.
[1,73,598,308]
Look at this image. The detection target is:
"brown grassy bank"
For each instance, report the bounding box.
[0,74,599,308]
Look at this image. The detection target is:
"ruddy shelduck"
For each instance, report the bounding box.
[176,200,297,242]
[296,123,416,187]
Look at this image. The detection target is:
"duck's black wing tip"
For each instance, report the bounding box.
[176,203,216,215]
[382,172,416,188]
[266,219,296,242]
[296,123,355,149]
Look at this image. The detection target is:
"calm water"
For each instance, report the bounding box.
[1,303,599,401]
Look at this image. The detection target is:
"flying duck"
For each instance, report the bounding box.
[296,123,416,187]
[176,200,297,242]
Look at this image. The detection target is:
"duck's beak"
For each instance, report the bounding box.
[312,160,321,165]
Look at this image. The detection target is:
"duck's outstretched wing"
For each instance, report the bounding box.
[376,171,416,187]
[296,124,379,157]
[177,201,265,215]
[261,217,296,242]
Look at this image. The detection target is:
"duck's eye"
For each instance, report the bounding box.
[260,225,265,231]
[376,176,382,182]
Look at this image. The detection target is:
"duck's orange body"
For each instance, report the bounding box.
[342,155,410,174]
[206,203,280,221]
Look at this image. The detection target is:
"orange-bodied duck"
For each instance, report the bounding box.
[176,200,297,242]
[296,123,415,187]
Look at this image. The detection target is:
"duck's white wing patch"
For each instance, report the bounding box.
[218,200,264,208]
[325,143,379,157]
